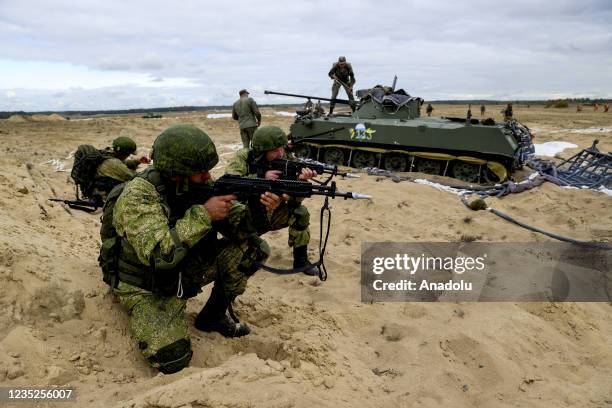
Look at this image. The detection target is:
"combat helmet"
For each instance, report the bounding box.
[112,136,137,155]
[152,124,219,176]
[251,125,288,156]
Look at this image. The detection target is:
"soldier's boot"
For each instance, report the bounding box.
[293,246,318,276]
[195,286,250,338]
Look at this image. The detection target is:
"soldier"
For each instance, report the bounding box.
[99,124,279,374]
[604,103,610,113]
[426,103,433,117]
[328,56,356,115]
[480,105,486,117]
[226,125,318,275]
[232,89,262,148]
[503,103,513,121]
[72,136,148,205]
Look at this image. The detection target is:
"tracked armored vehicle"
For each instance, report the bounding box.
[265,86,534,183]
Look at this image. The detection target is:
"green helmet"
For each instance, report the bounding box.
[152,124,219,176]
[252,126,288,155]
[112,136,137,155]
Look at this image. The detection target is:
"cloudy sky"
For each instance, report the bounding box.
[1,0,611,111]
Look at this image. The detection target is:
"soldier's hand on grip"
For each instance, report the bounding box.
[260,192,288,212]
[264,170,283,180]
[298,168,317,180]
[203,195,236,221]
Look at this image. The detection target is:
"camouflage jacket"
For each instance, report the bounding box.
[328,62,355,86]
[232,97,262,129]
[225,148,258,177]
[225,148,298,177]
[96,157,136,182]
[113,176,251,266]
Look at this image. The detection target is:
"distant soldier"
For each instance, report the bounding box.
[426,103,434,117]
[594,103,599,111]
[503,103,513,121]
[480,105,486,117]
[604,103,609,113]
[232,89,262,149]
[328,56,356,115]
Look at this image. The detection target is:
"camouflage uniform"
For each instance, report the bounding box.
[90,138,139,203]
[232,93,262,148]
[328,57,356,112]
[226,148,311,249]
[101,124,269,373]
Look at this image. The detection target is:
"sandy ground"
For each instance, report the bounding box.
[0,105,610,408]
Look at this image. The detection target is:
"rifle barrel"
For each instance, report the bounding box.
[264,90,351,105]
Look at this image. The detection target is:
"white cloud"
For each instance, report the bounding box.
[0,0,610,110]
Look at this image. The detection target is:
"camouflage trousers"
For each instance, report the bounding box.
[113,237,270,372]
[330,81,355,109]
[267,201,311,248]
[240,126,257,149]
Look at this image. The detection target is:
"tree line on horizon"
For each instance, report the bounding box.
[1,98,610,119]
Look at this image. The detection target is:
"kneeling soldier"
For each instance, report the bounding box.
[99,124,282,373]
[226,125,318,275]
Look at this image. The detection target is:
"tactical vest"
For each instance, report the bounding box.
[99,168,217,298]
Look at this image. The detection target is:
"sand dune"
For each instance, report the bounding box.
[0,105,610,407]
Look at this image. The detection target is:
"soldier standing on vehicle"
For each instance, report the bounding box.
[232,89,262,148]
[328,56,356,115]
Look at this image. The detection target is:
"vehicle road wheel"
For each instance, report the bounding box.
[352,151,377,168]
[416,158,442,175]
[483,167,501,184]
[323,148,345,166]
[383,154,407,172]
[451,162,481,183]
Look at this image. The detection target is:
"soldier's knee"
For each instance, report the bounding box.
[147,338,193,374]
[291,206,310,230]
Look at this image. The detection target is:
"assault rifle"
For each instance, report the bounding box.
[189,174,371,280]
[195,174,370,200]
[261,158,359,182]
[48,198,100,213]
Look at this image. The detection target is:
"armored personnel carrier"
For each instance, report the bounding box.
[265,85,534,183]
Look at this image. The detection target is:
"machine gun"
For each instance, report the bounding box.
[254,158,359,183]
[264,90,352,106]
[189,174,371,280]
[48,198,100,213]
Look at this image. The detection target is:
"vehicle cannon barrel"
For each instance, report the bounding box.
[264,90,351,105]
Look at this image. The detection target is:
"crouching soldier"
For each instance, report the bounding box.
[71,136,149,206]
[226,125,318,275]
[99,124,280,373]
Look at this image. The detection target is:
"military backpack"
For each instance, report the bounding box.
[70,144,114,199]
